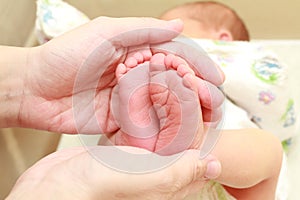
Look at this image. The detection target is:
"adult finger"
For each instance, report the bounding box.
[159,151,221,190]
[91,17,183,46]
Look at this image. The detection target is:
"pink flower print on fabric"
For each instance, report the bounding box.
[258,91,275,104]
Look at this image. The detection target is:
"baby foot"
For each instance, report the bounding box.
[113,50,206,155]
[149,53,204,155]
[115,45,152,80]
[113,46,160,151]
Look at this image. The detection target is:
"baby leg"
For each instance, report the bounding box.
[212,129,283,199]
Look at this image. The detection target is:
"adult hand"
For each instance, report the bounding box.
[17,17,184,133]
[6,146,221,200]
[3,17,224,134]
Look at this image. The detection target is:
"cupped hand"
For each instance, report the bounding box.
[19,17,224,134]
[6,146,221,200]
[20,17,183,133]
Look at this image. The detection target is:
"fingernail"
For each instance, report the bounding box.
[169,18,181,23]
[205,160,221,179]
[168,19,183,31]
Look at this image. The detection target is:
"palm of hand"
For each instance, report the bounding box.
[21,35,127,134]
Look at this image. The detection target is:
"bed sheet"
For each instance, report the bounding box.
[252,40,300,200]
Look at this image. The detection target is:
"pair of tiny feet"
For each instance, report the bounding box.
[111,46,214,155]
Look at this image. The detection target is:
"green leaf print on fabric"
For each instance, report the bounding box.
[280,99,296,128]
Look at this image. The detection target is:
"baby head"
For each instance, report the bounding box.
[160,1,249,41]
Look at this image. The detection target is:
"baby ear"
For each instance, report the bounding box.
[217,29,233,41]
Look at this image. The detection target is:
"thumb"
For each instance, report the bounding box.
[91,17,183,47]
[165,151,221,188]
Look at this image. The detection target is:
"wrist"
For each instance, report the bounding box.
[0,46,32,128]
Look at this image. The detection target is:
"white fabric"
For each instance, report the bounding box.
[221,99,259,129]
[194,39,298,142]
[35,0,89,43]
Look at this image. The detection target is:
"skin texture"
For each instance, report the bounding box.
[0,17,223,199]
[211,129,282,200]
[1,14,280,200]
[109,46,283,199]
[6,146,221,200]
[112,49,223,155]
[0,17,224,135]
